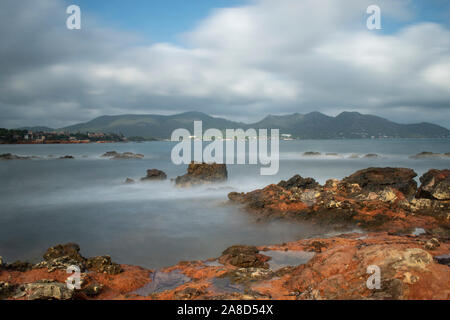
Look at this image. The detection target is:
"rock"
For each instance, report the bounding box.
[85,256,122,275]
[364,154,379,158]
[5,261,33,272]
[140,169,167,181]
[416,169,450,200]
[82,283,103,297]
[102,151,144,159]
[223,268,274,284]
[33,256,85,273]
[434,254,450,266]
[14,280,73,300]
[410,152,442,159]
[0,256,4,267]
[343,167,418,198]
[59,155,74,159]
[125,178,135,184]
[303,151,321,156]
[0,153,31,160]
[175,162,227,187]
[219,245,270,269]
[348,154,360,159]
[43,243,85,263]
[278,175,320,190]
[424,238,440,250]
[101,151,119,157]
[0,281,15,299]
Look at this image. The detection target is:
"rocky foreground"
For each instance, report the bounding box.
[0,166,449,300]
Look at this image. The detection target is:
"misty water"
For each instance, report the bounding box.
[0,139,449,268]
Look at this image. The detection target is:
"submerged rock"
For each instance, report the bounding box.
[303,151,321,156]
[416,169,450,201]
[175,162,227,187]
[141,169,167,182]
[125,178,135,184]
[102,151,144,159]
[410,152,442,159]
[364,154,379,158]
[0,153,31,160]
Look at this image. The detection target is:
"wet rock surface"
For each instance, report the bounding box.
[0,233,449,300]
[175,162,228,187]
[228,167,449,233]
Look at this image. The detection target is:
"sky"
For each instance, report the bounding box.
[0,0,449,129]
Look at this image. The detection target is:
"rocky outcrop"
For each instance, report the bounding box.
[228,168,449,233]
[59,155,74,159]
[343,167,417,198]
[38,243,121,275]
[278,175,320,191]
[141,169,167,182]
[101,151,144,159]
[0,233,449,300]
[175,162,227,187]
[416,169,450,201]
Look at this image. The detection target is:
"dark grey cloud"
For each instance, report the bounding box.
[0,0,449,129]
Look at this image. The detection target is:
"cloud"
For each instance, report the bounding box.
[0,0,449,128]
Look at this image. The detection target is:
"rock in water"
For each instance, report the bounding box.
[219,245,270,269]
[125,178,135,184]
[101,151,144,159]
[141,169,167,181]
[343,167,417,198]
[175,162,227,187]
[416,169,450,200]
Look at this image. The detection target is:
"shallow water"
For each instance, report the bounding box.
[264,250,315,270]
[0,139,448,268]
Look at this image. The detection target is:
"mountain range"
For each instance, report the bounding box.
[19,111,450,139]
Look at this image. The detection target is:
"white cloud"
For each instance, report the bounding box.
[0,0,449,128]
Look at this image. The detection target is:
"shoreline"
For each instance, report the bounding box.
[0,166,449,300]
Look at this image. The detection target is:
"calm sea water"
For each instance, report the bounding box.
[0,139,448,268]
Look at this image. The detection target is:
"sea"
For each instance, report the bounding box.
[0,139,448,268]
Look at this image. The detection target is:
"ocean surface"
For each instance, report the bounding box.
[0,139,449,268]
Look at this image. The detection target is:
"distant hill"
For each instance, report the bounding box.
[17,126,55,132]
[21,111,450,139]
